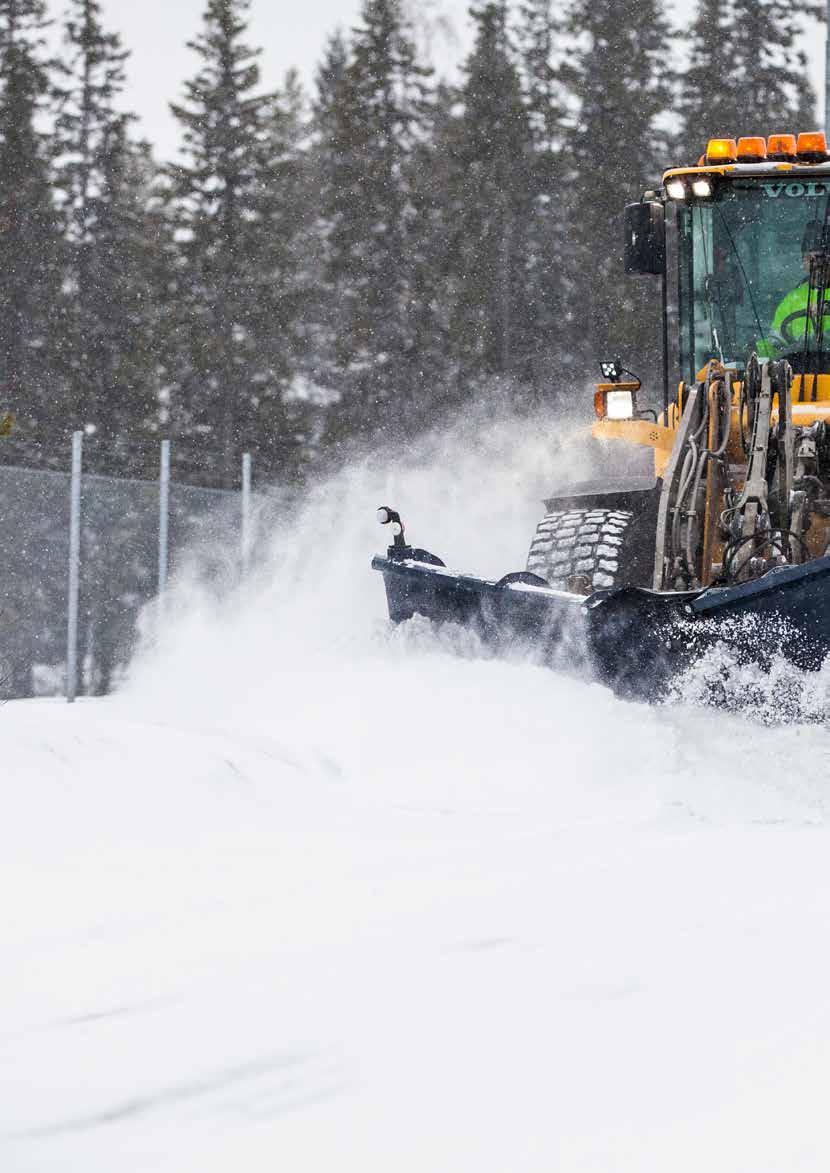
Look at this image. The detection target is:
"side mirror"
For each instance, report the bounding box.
[624,202,665,275]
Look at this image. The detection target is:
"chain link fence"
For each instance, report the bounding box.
[0,442,259,700]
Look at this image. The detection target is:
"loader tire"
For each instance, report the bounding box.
[526,507,650,594]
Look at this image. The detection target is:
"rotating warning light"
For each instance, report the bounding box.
[706,138,738,164]
[767,133,797,161]
[797,131,828,162]
[737,136,766,162]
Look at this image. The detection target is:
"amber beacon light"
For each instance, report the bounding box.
[767,133,797,161]
[796,132,829,162]
[736,136,766,162]
[705,138,738,164]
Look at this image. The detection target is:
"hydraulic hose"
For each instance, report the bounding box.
[684,379,732,578]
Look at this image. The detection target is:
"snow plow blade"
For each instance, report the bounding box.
[372,547,830,700]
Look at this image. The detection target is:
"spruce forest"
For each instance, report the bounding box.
[0,0,824,490]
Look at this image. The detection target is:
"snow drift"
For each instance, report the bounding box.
[3,409,830,1172]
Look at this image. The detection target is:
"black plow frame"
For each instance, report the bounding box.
[373,547,830,700]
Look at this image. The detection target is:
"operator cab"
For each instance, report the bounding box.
[625,133,830,400]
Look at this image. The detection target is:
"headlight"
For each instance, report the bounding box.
[377,505,406,546]
[691,177,713,199]
[665,179,687,201]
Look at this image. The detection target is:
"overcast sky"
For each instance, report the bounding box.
[45,0,827,161]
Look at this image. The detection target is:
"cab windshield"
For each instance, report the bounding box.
[677,178,830,379]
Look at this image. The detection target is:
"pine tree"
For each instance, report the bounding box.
[731,0,820,133]
[245,70,316,483]
[0,0,63,461]
[442,2,535,383]
[316,0,432,447]
[676,0,741,161]
[561,0,673,372]
[169,0,306,487]
[678,0,822,161]
[310,30,349,366]
[52,3,170,691]
[314,30,348,155]
[514,0,572,397]
[54,0,160,469]
[73,139,172,698]
[516,0,563,155]
[403,81,459,420]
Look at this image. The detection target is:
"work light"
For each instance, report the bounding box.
[605,390,635,420]
[665,179,688,201]
[691,177,713,199]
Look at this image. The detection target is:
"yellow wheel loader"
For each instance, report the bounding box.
[373,132,830,698]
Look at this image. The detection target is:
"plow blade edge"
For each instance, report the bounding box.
[373,553,830,699]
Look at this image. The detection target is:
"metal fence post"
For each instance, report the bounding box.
[66,431,83,703]
[158,440,170,610]
[241,452,252,573]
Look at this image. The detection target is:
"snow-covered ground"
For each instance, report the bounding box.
[3,413,830,1171]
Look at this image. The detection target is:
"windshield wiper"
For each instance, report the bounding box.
[712,205,768,362]
[699,213,735,362]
